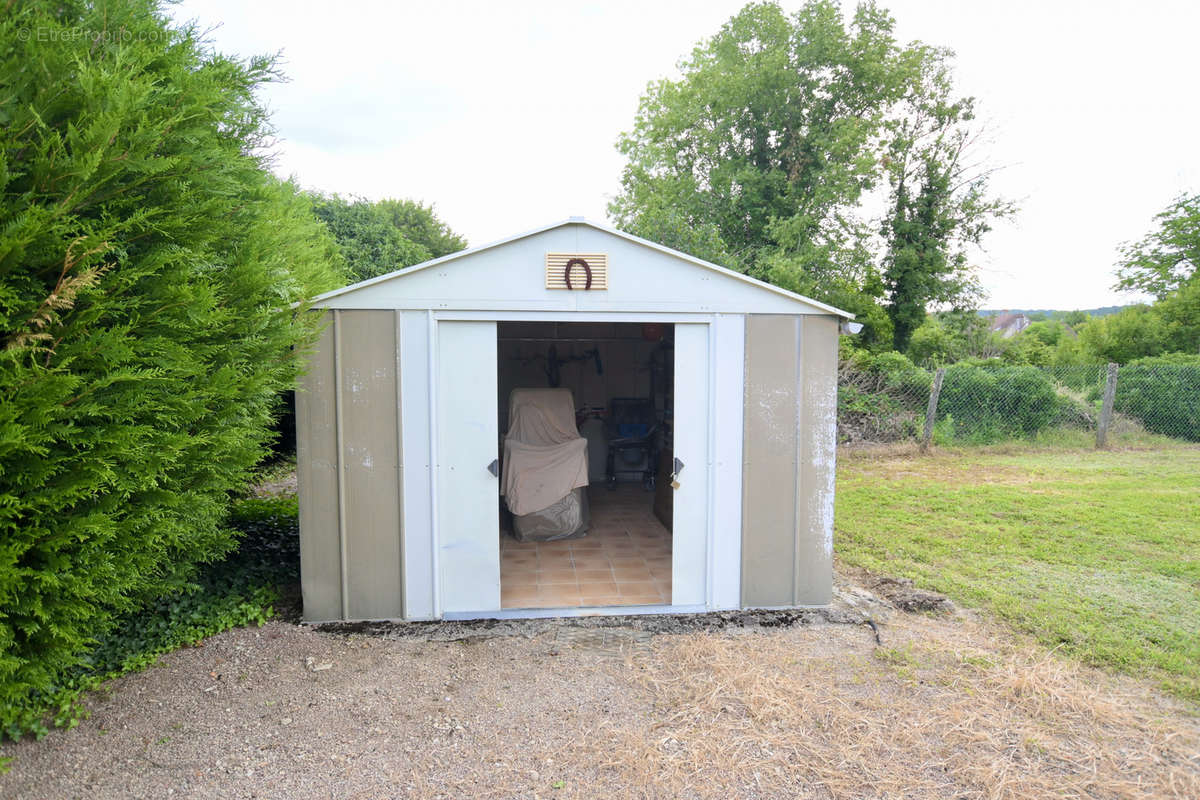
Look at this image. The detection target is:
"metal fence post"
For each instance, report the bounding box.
[921,367,946,453]
[1096,362,1119,449]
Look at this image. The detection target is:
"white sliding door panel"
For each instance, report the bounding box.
[436,321,500,614]
[672,323,710,606]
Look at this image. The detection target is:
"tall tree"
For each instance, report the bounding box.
[1114,193,1199,300]
[377,198,467,260]
[1157,280,1200,354]
[880,56,1013,351]
[0,0,341,735]
[610,1,1010,350]
[309,194,427,282]
[309,194,466,283]
[611,1,911,279]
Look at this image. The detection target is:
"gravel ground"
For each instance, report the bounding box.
[1,621,661,799]
[3,577,1197,799]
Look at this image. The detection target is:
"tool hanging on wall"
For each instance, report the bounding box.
[543,345,603,388]
[510,347,603,388]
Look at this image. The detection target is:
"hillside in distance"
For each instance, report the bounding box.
[977,305,1132,318]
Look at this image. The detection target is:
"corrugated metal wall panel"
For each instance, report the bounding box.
[339,311,404,619]
[795,316,837,605]
[297,315,343,621]
[740,314,837,607]
[710,314,745,609]
[297,310,405,622]
[740,315,801,606]
[298,305,834,619]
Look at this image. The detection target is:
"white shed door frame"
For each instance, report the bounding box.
[431,312,729,618]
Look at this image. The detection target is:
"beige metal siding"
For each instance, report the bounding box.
[741,314,836,607]
[795,316,837,605]
[339,311,404,619]
[741,315,801,606]
[297,315,343,621]
[297,310,404,622]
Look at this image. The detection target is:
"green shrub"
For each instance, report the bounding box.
[1114,355,1200,441]
[838,384,922,443]
[1051,364,1107,393]
[936,365,1059,442]
[845,349,933,404]
[1052,393,1096,430]
[999,334,1052,366]
[838,348,933,443]
[0,2,339,740]
[3,498,300,741]
[906,317,958,366]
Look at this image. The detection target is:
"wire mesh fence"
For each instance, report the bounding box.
[838,360,1200,448]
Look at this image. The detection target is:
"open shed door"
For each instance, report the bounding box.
[436,320,500,614]
[671,323,710,606]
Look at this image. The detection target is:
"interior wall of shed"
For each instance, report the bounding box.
[497,322,666,442]
[497,320,676,523]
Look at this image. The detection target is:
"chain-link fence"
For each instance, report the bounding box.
[838,360,1200,448]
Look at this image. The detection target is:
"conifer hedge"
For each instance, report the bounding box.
[0,1,342,736]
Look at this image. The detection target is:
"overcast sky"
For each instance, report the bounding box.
[171,0,1199,310]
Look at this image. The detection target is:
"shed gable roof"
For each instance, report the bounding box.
[309,218,853,317]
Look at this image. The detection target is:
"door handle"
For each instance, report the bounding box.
[670,457,684,490]
[487,459,499,477]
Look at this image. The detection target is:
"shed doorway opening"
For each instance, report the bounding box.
[497,322,675,609]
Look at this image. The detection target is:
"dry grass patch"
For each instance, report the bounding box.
[596,615,1200,799]
[4,610,1197,799]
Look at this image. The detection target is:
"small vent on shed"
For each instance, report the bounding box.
[546,253,608,290]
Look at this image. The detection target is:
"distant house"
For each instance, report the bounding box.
[990,312,1031,339]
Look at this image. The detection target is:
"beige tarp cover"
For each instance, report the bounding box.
[501,388,589,517]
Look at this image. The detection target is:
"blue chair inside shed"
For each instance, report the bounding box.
[605,397,658,491]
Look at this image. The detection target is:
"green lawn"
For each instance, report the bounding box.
[836,444,1200,702]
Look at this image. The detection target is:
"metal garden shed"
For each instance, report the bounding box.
[295,218,850,622]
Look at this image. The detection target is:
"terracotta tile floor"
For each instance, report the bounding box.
[500,485,672,609]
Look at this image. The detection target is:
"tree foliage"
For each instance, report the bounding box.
[376,198,467,261]
[1114,193,1200,300]
[612,1,908,276]
[1157,279,1200,352]
[610,1,1010,347]
[880,54,1012,351]
[309,194,465,283]
[905,311,1003,365]
[0,0,341,738]
[1087,193,1200,363]
[1075,305,1171,364]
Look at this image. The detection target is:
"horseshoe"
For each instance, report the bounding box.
[564,257,592,290]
